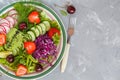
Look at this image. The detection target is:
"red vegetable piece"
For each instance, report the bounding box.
[28,11,40,24]
[24,41,36,54]
[0,33,6,46]
[15,64,27,76]
[48,28,60,38]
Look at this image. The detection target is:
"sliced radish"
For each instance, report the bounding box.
[9,14,18,24]
[8,9,18,24]
[0,24,10,33]
[0,19,10,25]
[0,28,5,34]
[6,16,14,24]
[0,27,4,32]
[3,26,10,33]
[6,16,15,28]
[8,9,17,16]
[0,26,6,33]
[14,19,17,25]
[10,13,18,20]
[0,23,10,28]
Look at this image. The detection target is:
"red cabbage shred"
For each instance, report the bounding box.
[32,34,57,59]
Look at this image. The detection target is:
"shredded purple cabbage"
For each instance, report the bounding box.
[32,34,57,59]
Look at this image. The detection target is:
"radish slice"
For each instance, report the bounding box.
[8,9,17,16]
[0,27,4,32]
[10,13,18,20]
[0,23,10,28]
[0,24,10,33]
[6,16,15,28]
[0,26,6,33]
[8,9,18,24]
[14,19,17,25]
[9,14,18,24]
[0,19,10,26]
[0,28,5,34]
[3,26,10,33]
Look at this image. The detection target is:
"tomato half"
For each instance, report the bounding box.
[48,28,60,38]
[15,64,27,76]
[24,41,36,54]
[0,33,6,46]
[28,11,40,24]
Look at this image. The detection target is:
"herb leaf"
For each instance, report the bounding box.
[60,10,68,16]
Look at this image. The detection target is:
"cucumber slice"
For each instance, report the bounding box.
[41,11,49,19]
[43,21,50,31]
[39,23,46,34]
[30,27,36,37]
[31,30,37,38]
[37,25,42,35]
[35,27,40,37]
[31,27,39,37]
[35,26,40,37]
[31,27,36,32]
[27,31,36,41]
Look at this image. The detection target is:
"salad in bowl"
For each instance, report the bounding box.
[0,1,66,79]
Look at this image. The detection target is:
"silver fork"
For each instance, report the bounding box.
[60,16,76,73]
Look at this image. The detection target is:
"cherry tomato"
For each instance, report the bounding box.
[0,33,6,46]
[15,64,27,76]
[28,11,40,24]
[48,28,60,38]
[24,41,36,54]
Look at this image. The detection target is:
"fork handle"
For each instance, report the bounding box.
[60,43,71,73]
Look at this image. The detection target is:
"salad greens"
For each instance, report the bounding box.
[0,2,61,76]
[52,33,60,45]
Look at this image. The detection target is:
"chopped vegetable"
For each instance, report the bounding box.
[48,28,60,38]
[33,34,57,59]
[27,21,51,41]
[28,11,40,24]
[0,33,6,46]
[50,20,60,30]
[52,33,60,45]
[15,64,27,76]
[6,54,14,63]
[24,41,36,54]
